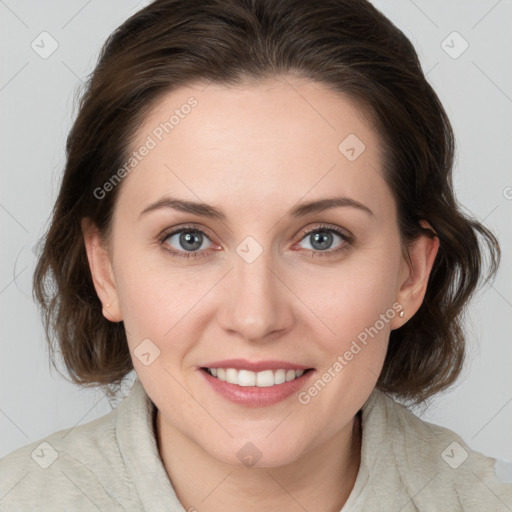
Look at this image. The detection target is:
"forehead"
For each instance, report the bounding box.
[120,77,392,220]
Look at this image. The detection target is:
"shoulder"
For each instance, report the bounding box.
[363,389,512,511]
[0,403,135,511]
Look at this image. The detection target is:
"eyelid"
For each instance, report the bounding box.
[292,223,353,257]
[158,222,353,259]
[295,223,353,243]
[158,223,223,261]
[158,223,215,243]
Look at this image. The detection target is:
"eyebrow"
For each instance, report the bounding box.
[139,195,374,220]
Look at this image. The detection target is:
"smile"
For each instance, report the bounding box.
[201,367,313,387]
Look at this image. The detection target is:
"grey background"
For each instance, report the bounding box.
[1,0,511,463]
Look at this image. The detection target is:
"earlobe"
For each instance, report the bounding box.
[391,220,439,329]
[81,218,123,322]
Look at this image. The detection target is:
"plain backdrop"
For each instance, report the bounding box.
[1,0,511,464]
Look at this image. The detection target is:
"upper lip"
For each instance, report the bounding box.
[200,359,313,372]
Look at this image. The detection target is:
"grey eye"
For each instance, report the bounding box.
[298,229,344,251]
[165,229,212,252]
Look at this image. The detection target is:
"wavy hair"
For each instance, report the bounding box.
[33,0,500,405]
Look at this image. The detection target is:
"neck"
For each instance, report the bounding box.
[155,409,362,512]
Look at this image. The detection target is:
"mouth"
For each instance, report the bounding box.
[200,367,315,387]
[198,358,316,406]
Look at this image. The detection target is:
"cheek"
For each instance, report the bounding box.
[113,221,401,366]
[112,246,172,342]
[113,247,212,355]
[294,250,400,419]
[295,243,401,346]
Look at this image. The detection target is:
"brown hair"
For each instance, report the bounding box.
[33,0,500,406]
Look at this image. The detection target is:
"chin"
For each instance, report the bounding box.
[203,435,307,469]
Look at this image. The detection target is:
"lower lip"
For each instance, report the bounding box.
[199,368,315,407]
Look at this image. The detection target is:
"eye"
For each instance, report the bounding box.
[159,225,214,259]
[295,224,352,257]
[159,223,352,260]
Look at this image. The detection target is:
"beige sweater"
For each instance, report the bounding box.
[1,377,511,511]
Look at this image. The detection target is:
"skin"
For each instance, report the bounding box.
[83,76,439,512]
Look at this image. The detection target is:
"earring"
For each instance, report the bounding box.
[105,303,110,308]
[399,310,405,318]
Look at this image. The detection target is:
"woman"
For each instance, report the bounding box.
[1,0,510,510]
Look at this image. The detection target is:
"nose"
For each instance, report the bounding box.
[216,246,294,343]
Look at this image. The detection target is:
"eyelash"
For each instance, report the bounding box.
[158,223,353,260]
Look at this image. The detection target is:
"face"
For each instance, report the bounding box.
[88,76,431,467]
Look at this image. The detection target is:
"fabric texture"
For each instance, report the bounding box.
[1,376,511,511]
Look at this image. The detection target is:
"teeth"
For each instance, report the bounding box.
[206,367,307,387]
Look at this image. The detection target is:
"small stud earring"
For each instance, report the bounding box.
[399,310,405,318]
[105,303,110,308]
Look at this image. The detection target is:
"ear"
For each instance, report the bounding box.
[81,218,122,322]
[391,220,439,329]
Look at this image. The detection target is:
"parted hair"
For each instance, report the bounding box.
[33,0,500,406]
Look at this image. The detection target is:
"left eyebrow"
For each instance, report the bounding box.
[138,195,374,220]
[139,196,227,221]
[289,197,374,218]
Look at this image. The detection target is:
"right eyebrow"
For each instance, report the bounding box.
[139,196,226,221]
[138,194,374,221]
